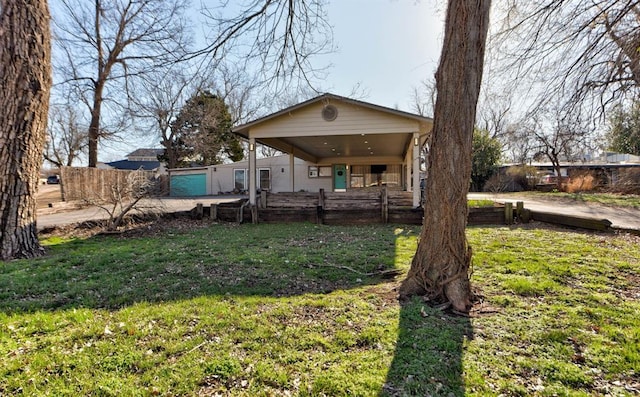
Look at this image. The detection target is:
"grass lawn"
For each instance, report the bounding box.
[1,221,639,396]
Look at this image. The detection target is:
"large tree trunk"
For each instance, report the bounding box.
[0,0,52,260]
[399,0,491,312]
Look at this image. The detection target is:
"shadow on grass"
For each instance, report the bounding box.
[3,222,402,313]
[2,221,472,395]
[382,299,473,396]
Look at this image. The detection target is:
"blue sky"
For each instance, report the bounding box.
[318,0,444,110]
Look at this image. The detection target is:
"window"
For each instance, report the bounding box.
[318,166,332,177]
[234,169,246,191]
[258,168,271,191]
[309,165,332,178]
[349,164,402,188]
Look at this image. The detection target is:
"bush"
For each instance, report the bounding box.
[565,170,600,193]
[482,166,537,192]
[507,166,538,191]
[483,173,523,192]
[609,168,640,194]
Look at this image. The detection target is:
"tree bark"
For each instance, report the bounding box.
[0,0,51,260]
[399,0,491,312]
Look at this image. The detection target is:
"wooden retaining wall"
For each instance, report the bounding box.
[257,188,417,225]
[195,189,505,226]
[196,193,619,232]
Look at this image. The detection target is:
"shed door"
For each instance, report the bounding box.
[333,164,347,191]
[170,174,206,196]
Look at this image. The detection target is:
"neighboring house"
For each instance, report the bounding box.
[100,148,167,175]
[169,93,433,206]
[501,151,640,186]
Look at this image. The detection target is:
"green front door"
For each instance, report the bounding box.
[333,164,347,190]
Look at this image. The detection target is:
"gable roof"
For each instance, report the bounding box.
[233,92,432,136]
[106,160,161,171]
[126,148,164,158]
[231,93,433,163]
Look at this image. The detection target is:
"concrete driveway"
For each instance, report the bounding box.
[36,195,247,230]
[469,193,640,230]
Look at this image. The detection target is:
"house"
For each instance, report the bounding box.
[99,148,166,175]
[168,93,433,206]
[500,151,640,189]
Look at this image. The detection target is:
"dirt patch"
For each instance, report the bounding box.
[38,214,218,240]
[620,273,640,301]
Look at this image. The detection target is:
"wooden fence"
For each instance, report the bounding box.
[59,166,160,202]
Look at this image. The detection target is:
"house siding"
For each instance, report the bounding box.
[250,102,419,138]
[170,156,388,196]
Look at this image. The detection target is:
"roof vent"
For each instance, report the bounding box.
[321,105,338,121]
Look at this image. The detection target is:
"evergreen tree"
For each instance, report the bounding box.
[471,129,502,191]
[164,91,242,167]
[607,102,640,156]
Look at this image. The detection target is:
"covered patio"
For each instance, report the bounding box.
[232,93,433,208]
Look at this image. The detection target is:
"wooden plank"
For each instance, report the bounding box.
[389,208,422,224]
[258,208,317,223]
[324,192,381,200]
[323,210,381,225]
[324,203,380,211]
[504,202,513,225]
[468,207,505,225]
[210,204,217,220]
[381,187,388,224]
[531,211,612,231]
[260,192,267,209]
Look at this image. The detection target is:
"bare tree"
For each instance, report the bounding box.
[493,1,640,116]
[500,123,537,164]
[399,0,491,313]
[206,62,263,126]
[528,106,594,188]
[53,0,191,167]
[45,103,88,168]
[196,0,333,93]
[477,88,513,141]
[409,77,437,117]
[91,171,162,231]
[130,66,196,169]
[0,0,51,260]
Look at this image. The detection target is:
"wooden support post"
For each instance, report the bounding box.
[381,187,389,224]
[196,203,203,220]
[210,204,217,221]
[251,205,258,224]
[516,201,524,218]
[317,189,325,224]
[504,202,513,225]
[515,201,531,223]
[260,191,267,209]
